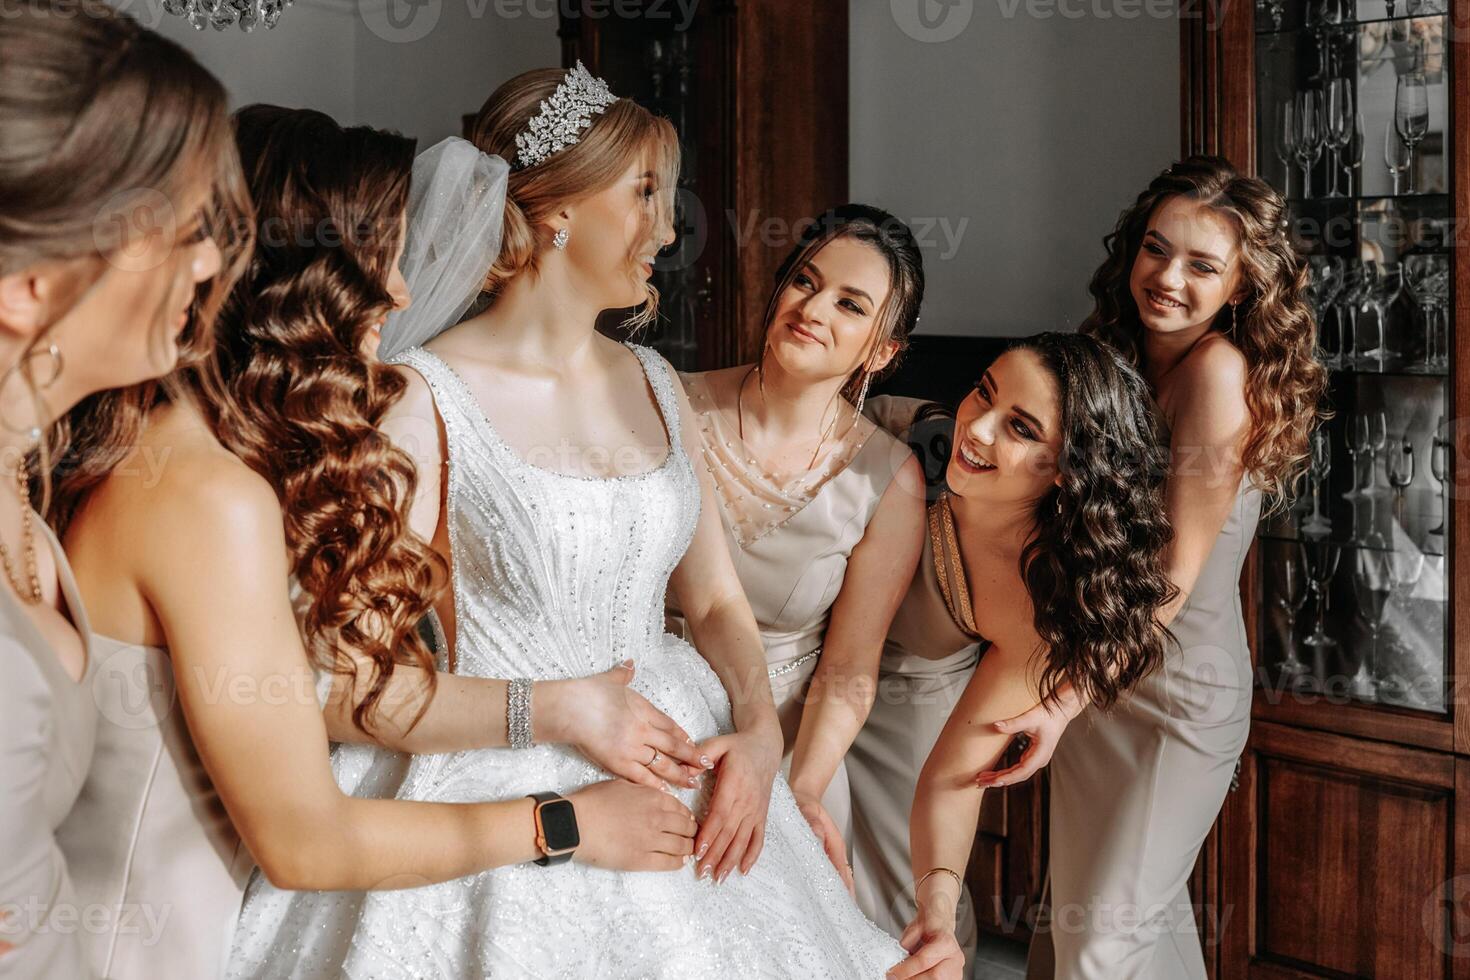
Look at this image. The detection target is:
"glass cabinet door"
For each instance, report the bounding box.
[1253,0,1452,712]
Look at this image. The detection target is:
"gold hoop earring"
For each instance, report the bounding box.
[0,344,62,440]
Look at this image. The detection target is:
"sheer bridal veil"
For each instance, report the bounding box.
[376,137,509,361]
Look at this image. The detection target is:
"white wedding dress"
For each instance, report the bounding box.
[227,343,906,979]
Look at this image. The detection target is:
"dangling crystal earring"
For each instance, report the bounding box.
[1230,302,1239,332]
[553,228,570,251]
[853,371,872,419]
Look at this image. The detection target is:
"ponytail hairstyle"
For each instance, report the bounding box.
[206,105,445,735]
[467,67,679,330]
[1080,155,1328,512]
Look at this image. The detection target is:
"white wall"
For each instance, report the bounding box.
[851,1,1180,337]
[115,0,560,147]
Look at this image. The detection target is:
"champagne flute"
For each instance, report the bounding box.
[1384,117,1412,196]
[1387,435,1415,528]
[1362,410,1388,497]
[1429,416,1449,536]
[1343,109,1364,196]
[1343,412,1367,498]
[1294,89,1325,199]
[1303,428,1334,534]
[1395,70,1430,194]
[1303,540,1341,652]
[1275,99,1298,198]
[1276,544,1312,683]
[1351,548,1390,699]
[1325,79,1353,197]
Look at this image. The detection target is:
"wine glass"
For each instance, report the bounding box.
[1335,260,1365,366]
[1294,89,1325,199]
[1404,254,1449,372]
[1395,70,1430,193]
[1384,118,1412,196]
[1325,79,1353,197]
[1351,548,1390,699]
[1387,435,1415,528]
[1307,255,1344,365]
[1342,109,1365,196]
[1429,416,1449,537]
[1303,540,1341,652]
[1276,545,1312,683]
[1303,428,1334,534]
[1361,261,1402,367]
[1360,410,1389,497]
[1274,99,1298,198]
[1343,412,1367,498]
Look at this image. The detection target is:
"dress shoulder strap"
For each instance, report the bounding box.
[625,343,684,458]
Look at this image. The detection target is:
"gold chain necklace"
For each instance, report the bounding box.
[0,462,43,605]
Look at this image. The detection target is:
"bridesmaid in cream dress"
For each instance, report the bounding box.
[0,6,242,977]
[846,394,987,952]
[667,204,926,882]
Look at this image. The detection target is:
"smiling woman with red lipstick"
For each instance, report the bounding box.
[667,204,927,890]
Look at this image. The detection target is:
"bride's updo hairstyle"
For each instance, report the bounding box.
[468,67,679,329]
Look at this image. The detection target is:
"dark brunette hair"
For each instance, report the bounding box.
[1008,332,1177,709]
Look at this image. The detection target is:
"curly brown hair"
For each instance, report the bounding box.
[198,104,445,735]
[1079,155,1328,510]
[1011,333,1178,709]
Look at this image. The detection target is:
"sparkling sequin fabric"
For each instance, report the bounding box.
[227,344,905,979]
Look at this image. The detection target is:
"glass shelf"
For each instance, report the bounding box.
[1251,4,1452,715]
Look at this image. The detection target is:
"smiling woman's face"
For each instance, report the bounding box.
[765,235,895,385]
[947,347,1064,509]
[1128,194,1246,339]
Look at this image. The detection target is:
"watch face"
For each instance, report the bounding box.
[540,798,580,852]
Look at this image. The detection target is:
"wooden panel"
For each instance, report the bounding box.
[1252,690,1456,753]
[1256,755,1449,977]
[731,0,847,365]
[1452,0,1470,759]
[1223,724,1462,978]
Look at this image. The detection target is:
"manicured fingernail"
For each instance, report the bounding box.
[699,865,712,880]
[700,755,712,768]
[718,869,730,883]
[687,775,699,787]
[697,842,708,859]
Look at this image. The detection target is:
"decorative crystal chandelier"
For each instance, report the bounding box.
[161,0,294,31]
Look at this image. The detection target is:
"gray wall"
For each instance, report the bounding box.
[851,0,1180,336]
[116,0,1179,338]
[114,0,560,146]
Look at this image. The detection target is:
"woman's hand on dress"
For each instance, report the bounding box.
[568,778,697,872]
[692,722,782,882]
[889,899,965,980]
[793,793,854,895]
[976,680,1086,789]
[538,661,709,790]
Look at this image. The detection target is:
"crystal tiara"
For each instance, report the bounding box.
[512,61,620,172]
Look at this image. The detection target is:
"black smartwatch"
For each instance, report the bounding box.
[527,791,579,866]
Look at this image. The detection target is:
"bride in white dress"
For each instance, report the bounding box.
[228,65,905,979]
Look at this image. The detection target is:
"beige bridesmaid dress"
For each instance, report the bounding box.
[56,633,257,980]
[665,370,915,837]
[0,518,97,980]
[848,394,987,957]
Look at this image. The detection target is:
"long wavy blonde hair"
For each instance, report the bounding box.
[467,67,679,330]
[1080,155,1328,510]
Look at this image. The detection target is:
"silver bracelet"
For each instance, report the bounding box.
[507,678,534,749]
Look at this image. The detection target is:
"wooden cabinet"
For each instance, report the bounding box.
[1183,1,1470,974]
[558,0,848,371]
